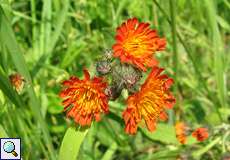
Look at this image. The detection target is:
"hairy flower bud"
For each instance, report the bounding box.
[96,60,111,75]
[112,63,142,92]
[105,82,124,100]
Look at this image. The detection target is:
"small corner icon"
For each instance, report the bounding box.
[0,138,21,160]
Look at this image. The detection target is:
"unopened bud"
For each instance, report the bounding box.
[112,63,142,90]
[9,73,25,92]
[123,70,142,89]
[105,82,123,100]
[96,60,111,75]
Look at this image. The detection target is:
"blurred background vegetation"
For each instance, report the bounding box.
[0,0,229,159]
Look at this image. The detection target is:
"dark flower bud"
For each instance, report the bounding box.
[112,63,142,91]
[96,60,111,75]
[105,82,124,100]
[123,69,142,89]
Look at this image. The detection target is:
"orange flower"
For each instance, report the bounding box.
[175,122,188,144]
[122,67,175,134]
[9,73,24,92]
[192,128,209,142]
[112,18,166,71]
[59,69,109,126]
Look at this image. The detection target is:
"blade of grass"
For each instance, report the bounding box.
[0,5,37,22]
[113,0,129,28]
[153,0,210,95]
[101,142,118,160]
[169,0,178,124]
[60,41,86,68]
[58,127,88,160]
[204,0,227,109]
[0,124,8,138]
[0,46,8,72]
[40,0,52,57]
[224,0,230,9]
[137,149,180,160]
[32,0,69,77]
[152,0,223,121]
[30,0,39,57]
[192,137,221,158]
[0,6,55,159]
[14,110,30,148]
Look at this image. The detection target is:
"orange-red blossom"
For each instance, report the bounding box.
[112,18,166,71]
[59,69,109,126]
[122,67,175,134]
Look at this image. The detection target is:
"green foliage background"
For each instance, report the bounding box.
[0,0,229,159]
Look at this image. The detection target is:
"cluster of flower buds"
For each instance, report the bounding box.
[60,18,176,134]
[175,122,209,144]
[97,51,142,100]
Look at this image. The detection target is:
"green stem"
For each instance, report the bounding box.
[30,0,38,55]
[101,142,118,160]
[192,137,221,158]
[169,0,178,123]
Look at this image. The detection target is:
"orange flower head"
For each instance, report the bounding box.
[59,69,109,126]
[192,128,209,142]
[122,67,175,134]
[9,73,24,92]
[112,18,166,71]
[175,122,188,144]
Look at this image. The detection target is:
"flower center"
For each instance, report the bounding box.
[76,84,102,114]
[122,34,149,57]
[137,81,165,120]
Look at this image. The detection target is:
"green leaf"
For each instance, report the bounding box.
[141,123,179,144]
[58,127,88,160]
[141,123,197,145]
[217,15,230,31]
